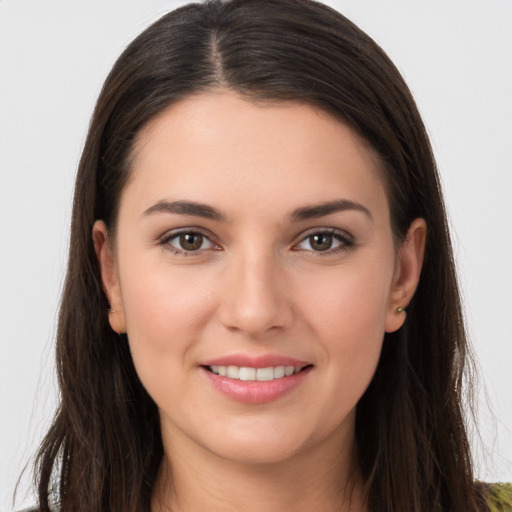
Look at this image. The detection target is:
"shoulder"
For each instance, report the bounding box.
[487,483,512,512]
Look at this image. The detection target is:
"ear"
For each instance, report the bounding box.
[92,220,126,334]
[384,218,427,333]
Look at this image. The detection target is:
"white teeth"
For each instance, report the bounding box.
[208,364,305,381]
[256,367,274,381]
[274,365,285,379]
[239,367,256,381]
[284,366,294,377]
[227,365,239,379]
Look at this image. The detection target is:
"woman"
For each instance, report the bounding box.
[26,0,511,511]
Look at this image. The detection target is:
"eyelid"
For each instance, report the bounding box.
[296,226,354,242]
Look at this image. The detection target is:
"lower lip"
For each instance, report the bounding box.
[201,366,312,404]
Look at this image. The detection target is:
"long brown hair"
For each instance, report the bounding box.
[34,1,488,510]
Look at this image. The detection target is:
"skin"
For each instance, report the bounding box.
[94,91,426,512]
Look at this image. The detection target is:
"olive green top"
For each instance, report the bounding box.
[488,483,512,512]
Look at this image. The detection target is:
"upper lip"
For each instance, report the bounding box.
[201,354,312,369]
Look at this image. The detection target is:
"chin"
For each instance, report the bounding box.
[213,438,305,466]
[198,418,317,466]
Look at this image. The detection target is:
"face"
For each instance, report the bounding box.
[95,91,425,467]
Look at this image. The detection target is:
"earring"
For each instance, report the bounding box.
[108,308,116,314]
[396,306,405,313]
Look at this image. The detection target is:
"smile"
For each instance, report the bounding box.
[202,361,313,404]
[208,365,303,381]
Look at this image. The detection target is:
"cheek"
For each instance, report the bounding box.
[300,260,393,341]
[117,264,221,416]
[117,252,217,370]
[297,257,394,391]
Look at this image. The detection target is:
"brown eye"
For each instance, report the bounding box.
[309,234,333,251]
[179,233,204,251]
[164,231,217,253]
[296,230,353,254]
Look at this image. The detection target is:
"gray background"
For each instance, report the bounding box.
[1,1,511,510]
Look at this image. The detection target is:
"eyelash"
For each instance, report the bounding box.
[158,228,354,256]
[294,228,354,256]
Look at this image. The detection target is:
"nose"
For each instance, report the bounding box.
[218,249,294,338]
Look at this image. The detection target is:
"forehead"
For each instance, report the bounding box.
[122,91,389,223]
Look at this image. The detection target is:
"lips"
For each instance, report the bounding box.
[200,354,313,404]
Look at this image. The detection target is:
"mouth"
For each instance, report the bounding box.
[203,364,312,382]
[200,361,313,404]
[200,354,313,404]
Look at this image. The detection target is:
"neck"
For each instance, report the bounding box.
[151,421,366,512]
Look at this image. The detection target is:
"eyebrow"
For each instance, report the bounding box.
[143,200,225,220]
[142,198,372,222]
[290,199,372,221]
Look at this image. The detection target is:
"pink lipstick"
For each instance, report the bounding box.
[200,354,313,404]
